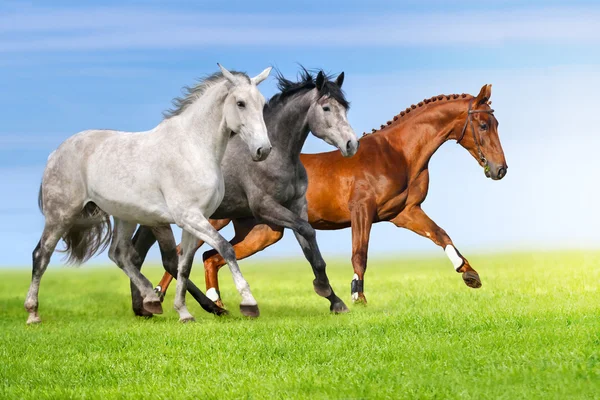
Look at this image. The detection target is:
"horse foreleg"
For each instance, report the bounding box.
[255,197,347,314]
[203,220,284,308]
[177,214,259,319]
[349,195,376,304]
[151,226,227,316]
[153,218,230,299]
[391,206,482,288]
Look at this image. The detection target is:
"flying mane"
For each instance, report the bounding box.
[268,67,350,109]
[163,71,251,119]
[361,93,475,138]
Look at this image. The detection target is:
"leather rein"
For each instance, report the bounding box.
[456,99,495,168]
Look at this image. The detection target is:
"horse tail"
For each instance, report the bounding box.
[57,202,112,265]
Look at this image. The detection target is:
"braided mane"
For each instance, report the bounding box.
[361,93,472,138]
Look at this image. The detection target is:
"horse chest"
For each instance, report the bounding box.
[264,165,304,201]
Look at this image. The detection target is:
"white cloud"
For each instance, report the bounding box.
[0,6,599,52]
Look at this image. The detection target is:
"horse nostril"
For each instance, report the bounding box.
[256,146,271,160]
[497,167,506,179]
[346,140,357,154]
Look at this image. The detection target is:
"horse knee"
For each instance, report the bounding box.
[220,246,236,263]
[298,224,316,241]
[351,251,368,274]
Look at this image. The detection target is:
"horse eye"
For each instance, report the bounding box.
[480,123,488,130]
[322,106,330,112]
[237,101,246,108]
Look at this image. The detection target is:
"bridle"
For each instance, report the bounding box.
[456,98,495,168]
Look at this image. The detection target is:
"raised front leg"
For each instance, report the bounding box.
[255,197,348,313]
[203,220,284,308]
[391,206,482,288]
[349,193,377,304]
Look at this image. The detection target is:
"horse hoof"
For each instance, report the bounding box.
[143,299,164,315]
[214,307,229,317]
[462,271,482,289]
[240,304,260,318]
[331,300,350,314]
[352,294,368,305]
[313,280,332,297]
[133,308,154,318]
[179,316,195,323]
[207,301,228,317]
[26,315,41,325]
[215,299,226,309]
[211,301,229,316]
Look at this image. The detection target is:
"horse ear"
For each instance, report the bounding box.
[475,84,492,105]
[315,71,325,91]
[251,66,272,86]
[217,63,237,84]
[335,72,345,88]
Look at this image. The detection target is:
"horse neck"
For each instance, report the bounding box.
[383,98,469,173]
[157,82,230,162]
[267,90,314,158]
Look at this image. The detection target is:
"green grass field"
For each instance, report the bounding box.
[1,251,599,399]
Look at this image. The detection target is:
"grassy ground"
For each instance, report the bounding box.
[1,251,599,399]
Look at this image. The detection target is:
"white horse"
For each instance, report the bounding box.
[27,64,272,324]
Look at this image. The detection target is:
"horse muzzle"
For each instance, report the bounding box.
[252,145,272,162]
[485,161,507,180]
[341,138,359,157]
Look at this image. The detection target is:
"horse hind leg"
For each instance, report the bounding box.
[109,219,163,315]
[25,223,67,324]
[129,226,158,317]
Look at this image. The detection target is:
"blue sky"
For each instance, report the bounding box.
[1,0,599,267]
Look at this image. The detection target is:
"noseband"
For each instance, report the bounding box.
[456,99,495,167]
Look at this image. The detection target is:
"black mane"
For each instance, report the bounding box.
[268,67,349,109]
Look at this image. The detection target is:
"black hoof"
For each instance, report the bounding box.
[240,304,260,318]
[330,299,350,314]
[133,308,154,318]
[210,304,229,317]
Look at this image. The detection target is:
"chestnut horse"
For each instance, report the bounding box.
[155,84,507,307]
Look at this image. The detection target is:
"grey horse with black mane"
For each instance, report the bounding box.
[129,68,358,316]
[27,64,272,324]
